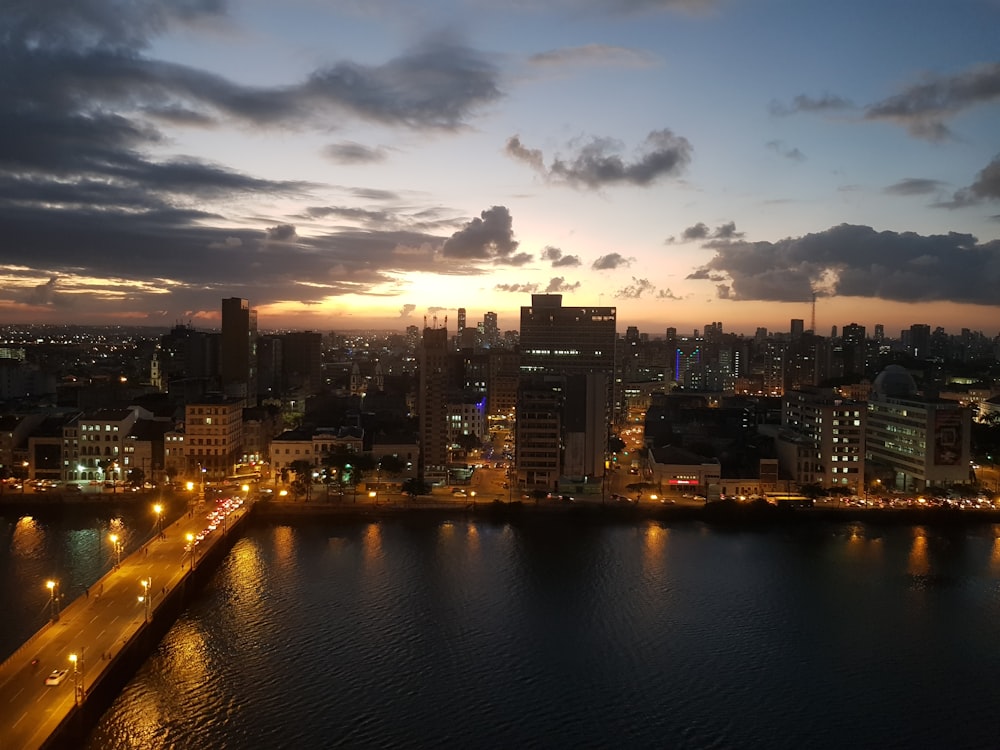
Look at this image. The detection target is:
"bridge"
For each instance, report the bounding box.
[0,494,253,749]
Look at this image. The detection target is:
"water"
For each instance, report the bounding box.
[6,512,1000,748]
[0,503,171,660]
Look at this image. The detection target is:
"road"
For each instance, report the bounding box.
[0,494,250,750]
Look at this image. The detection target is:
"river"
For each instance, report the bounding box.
[5,510,1000,748]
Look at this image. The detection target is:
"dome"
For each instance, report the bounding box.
[872,365,918,397]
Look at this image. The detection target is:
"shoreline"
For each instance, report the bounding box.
[3,492,999,529]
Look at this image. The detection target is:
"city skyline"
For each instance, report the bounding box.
[2,0,999,335]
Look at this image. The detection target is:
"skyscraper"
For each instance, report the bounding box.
[221,297,257,404]
[418,325,449,483]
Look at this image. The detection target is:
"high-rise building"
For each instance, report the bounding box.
[778,387,865,492]
[282,331,323,396]
[457,308,467,336]
[790,319,804,340]
[418,325,449,483]
[520,294,616,375]
[866,365,971,492]
[221,297,257,404]
[483,311,499,348]
[184,395,244,480]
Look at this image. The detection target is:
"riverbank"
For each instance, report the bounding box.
[251,496,1000,528]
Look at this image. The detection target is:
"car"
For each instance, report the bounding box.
[451,488,467,496]
[65,483,82,492]
[45,669,68,686]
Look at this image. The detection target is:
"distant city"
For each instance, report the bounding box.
[1,293,998,506]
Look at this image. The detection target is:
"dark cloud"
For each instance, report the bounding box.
[765,140,806,162]
[689,223,1000,305]
[592,253,632,270]
[677,221,743,242]
[496,252,535,266]
[324,142,388,165]
[769,94,854,116]
[656,288,682,300]
[865,62,1000,141]
[528,44,657,68]
[0,0,511,319]
[506,130,691,188]
[683,222,709,240]
[936,155,1000,208]
[545,277,580,293]
[442,206,519,260]
[540,246,582,267]
[266,224,298,242]
[884,178,948,196]
[615,278,655,299]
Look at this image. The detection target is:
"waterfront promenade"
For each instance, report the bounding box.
[0,497,250,750]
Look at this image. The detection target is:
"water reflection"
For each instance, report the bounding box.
[907,527,930,577]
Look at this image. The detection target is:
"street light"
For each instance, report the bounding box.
[139,578,151,622]
[46,579,60,622]
[109,533,122,569]
[153,503,163,539]
[69,648,85,704]
[186,533,197,569]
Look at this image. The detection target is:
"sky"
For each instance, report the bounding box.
[2,0,999,338]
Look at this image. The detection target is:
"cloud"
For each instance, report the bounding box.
[581,0,721,14]
[656,288,682,300]
[496,282,539,293]
[936,155,1000,208]
[442,206,519,260]
[592,252,632,270]
[688,223,1000,305]
[528,44,657,69]
[506,129,692,188]
[884,178,948,196]
[545,277,580,293]
[540,246,582,267]
[683,222,709,240]
[265,224,298,242]
[675,221,743,242]
[615,277,655,299]
[399,303,416,317]
[324,141,388,164]
[865,62,1000,141]
[765,140,806,162]
[769,94,854,116]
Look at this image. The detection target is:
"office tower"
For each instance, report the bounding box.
[520,294,616,375]
[866,365,971,491]
[282,331,323,396]
[790,319,804,340]
[909,324,931,358]
[418,325,449,483]
[874,324,884,343]
[221,297,257,404]
[779,387,865,492]
[483,311,499,348]
[841,323,866,377]
[457,308,467,337]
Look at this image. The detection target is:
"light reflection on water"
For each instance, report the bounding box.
[61,519,1000,749]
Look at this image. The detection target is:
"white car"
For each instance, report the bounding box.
[45,669,68,686]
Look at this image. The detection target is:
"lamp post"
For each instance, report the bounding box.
[109,533,122,569]
[46,579,60,622]
[186,533,197,569]
[69,648,85,704]
[153,503,163,539]
[21,461,28,493]
[139,578,151,622]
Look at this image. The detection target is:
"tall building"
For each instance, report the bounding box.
[221,297,257,404]
[519,294,616,375]
[282,331,323,396]
[778,387,865,492]
[418,326,449,483]
[483,311,499,348]
[184,395,245,480]
[866,365,972,492]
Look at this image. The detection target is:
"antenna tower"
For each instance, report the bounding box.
[810,292,817,333]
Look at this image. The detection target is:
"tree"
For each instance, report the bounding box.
[288,459,313,500]
[401,477,431,500]
[127,467,145,488]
